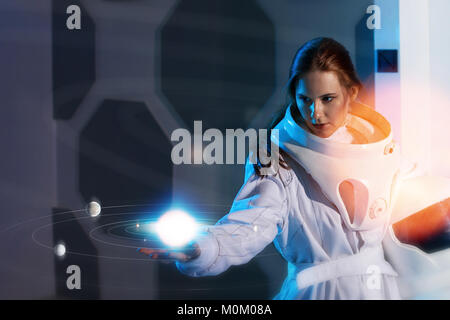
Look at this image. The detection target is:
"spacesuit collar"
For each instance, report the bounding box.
[271,102,400,233]
[272,102,394,158]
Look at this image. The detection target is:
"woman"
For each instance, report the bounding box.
[139,37,447,299]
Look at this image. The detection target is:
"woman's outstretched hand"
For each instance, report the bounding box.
[137,241,200,263]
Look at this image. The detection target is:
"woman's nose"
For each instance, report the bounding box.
[310,101,323,124]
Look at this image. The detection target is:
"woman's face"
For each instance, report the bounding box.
[295,70,358,138]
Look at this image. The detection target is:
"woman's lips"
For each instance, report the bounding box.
[312,123,330,130]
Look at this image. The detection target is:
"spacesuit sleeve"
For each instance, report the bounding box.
[175,160,289,277]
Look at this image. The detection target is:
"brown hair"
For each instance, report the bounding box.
[254,37,363,177]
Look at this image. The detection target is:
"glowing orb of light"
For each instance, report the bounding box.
[154,209,199,247]
[54,243,66,257]
[87,201,101,217]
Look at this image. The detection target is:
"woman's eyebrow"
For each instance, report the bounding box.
[297,93,337,98]
[320,93,337,97]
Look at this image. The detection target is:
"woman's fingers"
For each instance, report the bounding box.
[137,248,166,256]
[137,248,169,258]
[137,247,188,262]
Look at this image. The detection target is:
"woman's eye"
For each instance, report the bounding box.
[323,97,334,103]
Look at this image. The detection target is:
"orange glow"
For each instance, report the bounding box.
[393,198,450,244]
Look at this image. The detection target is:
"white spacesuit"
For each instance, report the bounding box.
[176,102,450,299]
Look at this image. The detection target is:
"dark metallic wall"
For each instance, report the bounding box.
[0,0,377,299]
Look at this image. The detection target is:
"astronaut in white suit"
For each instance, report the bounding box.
[172,100,449,299]
[139,38,450,299]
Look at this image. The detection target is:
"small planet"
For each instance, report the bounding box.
[54,243,66,257]
[87,201,101,217]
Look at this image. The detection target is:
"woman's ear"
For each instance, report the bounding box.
[349,85,359,101]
